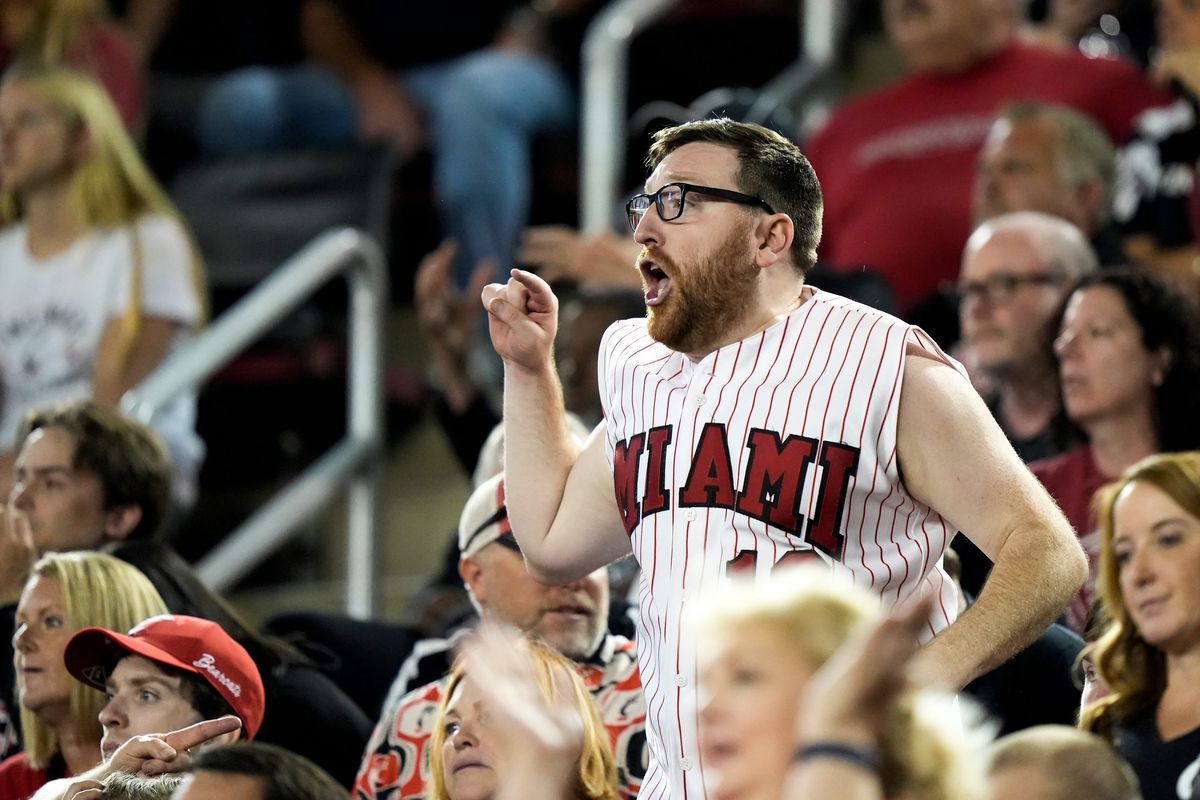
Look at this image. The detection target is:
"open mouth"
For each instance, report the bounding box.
[545,604,592,622]
[639,259,672,307]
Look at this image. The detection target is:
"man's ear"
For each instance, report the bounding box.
[458,555,487,604]
[102,504,143,542]
[213,727,242,746]
[754,213,795,269]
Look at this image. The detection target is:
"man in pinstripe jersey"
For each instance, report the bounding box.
[483,118,1087,799]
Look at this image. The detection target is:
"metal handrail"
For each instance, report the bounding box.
[580,0,845,233]
[121,227,387,618]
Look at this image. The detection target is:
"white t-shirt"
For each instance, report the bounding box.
[0,213,204,498]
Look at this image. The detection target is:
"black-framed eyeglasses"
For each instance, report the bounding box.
[626,182,775,233]
[954,272,1067,305]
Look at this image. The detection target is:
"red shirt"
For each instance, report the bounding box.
[1031,445,1108,632]
[806,42,1172,310]
[0,752,50,800]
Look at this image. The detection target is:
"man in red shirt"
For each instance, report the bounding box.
[805,0,1171,313]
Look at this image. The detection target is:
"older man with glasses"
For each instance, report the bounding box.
[958,211,1099,464]
[482,118,1089,800]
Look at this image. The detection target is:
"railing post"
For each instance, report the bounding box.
[346,236,387,619]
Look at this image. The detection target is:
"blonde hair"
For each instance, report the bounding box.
[1081,452,1200,738]
[19,551,167,768]
[693,567,987,800]
[987,725,1139,800]
[428,637,620,800]
[0,63,208,329]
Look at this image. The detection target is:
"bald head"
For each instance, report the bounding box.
[959,212,1096,381]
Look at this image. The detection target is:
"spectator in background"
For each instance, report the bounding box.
[974,102,1124,265]
[692,567,987,800]
[112,543,372,788]
[0,65,207,504]
[1081,452,1200,800]
[0,401,171,763]
[428,630,620,800]
[1033,268,1200,631]
[34,615,263,800]
[985,725,1141,800]
[958,211,1096,463]
[1113,0,1200,286]
[354,474,644,800]
[175,743,348,800]
[804,0,1170,317]
[0,0,141,130]
[0,552,166,797]
[189,0,587,287]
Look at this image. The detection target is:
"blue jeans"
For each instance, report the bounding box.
[197,51,575,286]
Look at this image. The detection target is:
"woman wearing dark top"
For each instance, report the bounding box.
[111,542,372,787]
[1081,452,1200,800]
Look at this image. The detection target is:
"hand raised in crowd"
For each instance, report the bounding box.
[788,594,935,800]
[519,226,642,290]
[0,504,36,606]
[414,240,494,412]
[482,269,559,374]
[106,716,241,779]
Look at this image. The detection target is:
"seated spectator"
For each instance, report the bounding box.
[986,725,1141,800]
[0,65,207,503]
[974,102,1124,265]
[174,742,347,800]
[1,401,173,759]
[112,543,372,788]
[0,402,371,786]
[958,212,1096,462]
[691,567,987,800]
[354,473,645,800]
[1077,599,1114,715]
[429,629,620,800]
[0,552,166,797]
[805,0,1170,314]
[92,771,185,800]
[0,0,142,129]
[1080,452,1200,799]
[1113,0,1200,284]
[1032,268,1200,630]
[31,614,263,799]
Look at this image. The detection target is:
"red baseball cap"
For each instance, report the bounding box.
[64,614,265,739]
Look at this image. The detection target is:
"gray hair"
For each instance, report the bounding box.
[1000,102,1117,225]
[102,772,185,800]
[965,211,1099,279]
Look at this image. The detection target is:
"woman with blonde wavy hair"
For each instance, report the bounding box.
[692,567,988,800]
[428,628,620,800]
[0,551,167,797]
[0,63,206,502]
[1080,451,1200,800]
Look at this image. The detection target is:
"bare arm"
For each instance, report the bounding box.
[118,0,181,65]
[483,270,631,583]
[898,352,1087,690]
[91,316,178,406]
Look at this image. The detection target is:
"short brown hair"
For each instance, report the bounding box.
[19,401,172,540]
[646,118,823,273]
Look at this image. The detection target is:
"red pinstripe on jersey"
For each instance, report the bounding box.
[598,287,963,799]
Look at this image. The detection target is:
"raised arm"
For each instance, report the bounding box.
[483,270,631,583]
[898,351,1087,690]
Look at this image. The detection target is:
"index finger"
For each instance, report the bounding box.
[508,269,556,312]
[161,715,241,751]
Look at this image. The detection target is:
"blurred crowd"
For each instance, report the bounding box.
[0,0,1198,799]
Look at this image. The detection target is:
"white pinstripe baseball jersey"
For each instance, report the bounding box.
[598,286,964,800]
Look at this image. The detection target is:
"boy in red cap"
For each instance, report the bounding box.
[30,615,266,799]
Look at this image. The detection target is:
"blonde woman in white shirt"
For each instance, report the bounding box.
[0,63,206,502]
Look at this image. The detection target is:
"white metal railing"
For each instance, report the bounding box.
[121,227,387,618]
[580,0,845,233]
